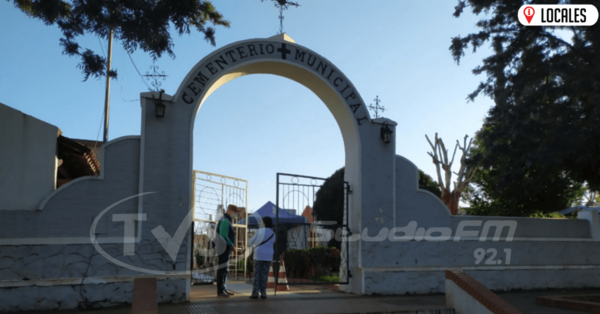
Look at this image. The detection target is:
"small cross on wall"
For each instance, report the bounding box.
[368,96,385,119]
[143,62,167,92]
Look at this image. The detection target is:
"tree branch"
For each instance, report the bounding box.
[426,133,446,190]
[438,137,452,191]
[539,30,592,64]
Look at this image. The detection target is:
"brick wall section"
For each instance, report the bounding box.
[445,270,522,314]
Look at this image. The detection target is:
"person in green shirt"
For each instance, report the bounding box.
[216,204,238,297]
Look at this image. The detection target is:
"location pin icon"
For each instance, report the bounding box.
[524,6,535,24]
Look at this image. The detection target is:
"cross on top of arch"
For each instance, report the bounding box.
[263,0,300,34]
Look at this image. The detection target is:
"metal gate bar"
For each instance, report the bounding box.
[191,170,249,284]
[274,172,350,293]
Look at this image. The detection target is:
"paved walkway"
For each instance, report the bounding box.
[183,282,453,314]
[16,282,600,314]
[40,282,453,314]
[497,288,600,314]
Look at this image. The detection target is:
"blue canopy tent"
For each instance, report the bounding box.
[240,201,310,256]
[239,201,307,228]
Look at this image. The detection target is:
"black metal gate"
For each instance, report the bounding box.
[274,172,351,291]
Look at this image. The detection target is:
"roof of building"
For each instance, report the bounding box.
[301,205,313,223]
[56,135,101,187]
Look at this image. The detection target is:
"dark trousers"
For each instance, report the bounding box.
[216,246,231,295]
[252,260,271,297]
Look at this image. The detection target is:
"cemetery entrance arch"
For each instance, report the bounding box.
[138,34,398,295]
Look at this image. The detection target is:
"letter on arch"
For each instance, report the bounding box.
[182,92,194,104]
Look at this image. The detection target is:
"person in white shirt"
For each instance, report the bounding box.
[247,216,276,299]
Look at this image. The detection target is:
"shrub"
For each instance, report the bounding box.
[313,274,339,283]
[236,259,253,273]
[529,211,567,219]
[195,251,205,268]
[283,246,341,279]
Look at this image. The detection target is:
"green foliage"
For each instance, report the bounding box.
[312,168,345,249]
[236,259,252,273]
[313,168,440,245]
[570,210,581,219]
[418,170,441,198]
[313,168,441,236]
[283,246,340,280]
[312,274,339,283]
[528,211,567,219]
[11,0,230,80]
[194,251,204,268]
[452,1,599,215]
[313,168,345,224]
[462,131,583,216]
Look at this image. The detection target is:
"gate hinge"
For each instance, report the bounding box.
[348,270,353,278]
[347,185,353,195]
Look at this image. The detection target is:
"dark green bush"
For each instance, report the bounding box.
[236,259,253,273]
[313,274,340,283]
[195,251,205,268]
[529,210,567,219]
[283,246,340,279]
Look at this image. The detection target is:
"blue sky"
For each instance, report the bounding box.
[0,0,495,212]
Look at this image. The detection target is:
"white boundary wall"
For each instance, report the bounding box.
[0,103,58,210]
[1,35,600,312]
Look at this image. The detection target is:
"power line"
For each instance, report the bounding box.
[94,109,104,151]
[127,52,152,90]
[97,36,106,58]
[120,85,140,102]
[118,49,139,102]
[95,35,107,148]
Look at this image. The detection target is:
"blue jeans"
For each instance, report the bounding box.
[252,260,271,297]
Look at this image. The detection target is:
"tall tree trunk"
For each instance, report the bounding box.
[441,190,461,215]
[426,133,477,216]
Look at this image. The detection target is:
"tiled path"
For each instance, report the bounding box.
[38,282,453,314]
[15,282,600,314]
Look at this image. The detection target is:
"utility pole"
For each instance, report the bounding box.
[103,28,114,143]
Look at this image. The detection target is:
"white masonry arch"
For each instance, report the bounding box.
[4,35,600,313]
[176,34,373,184]
[4,35,595,311]
[138,34,398,294]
